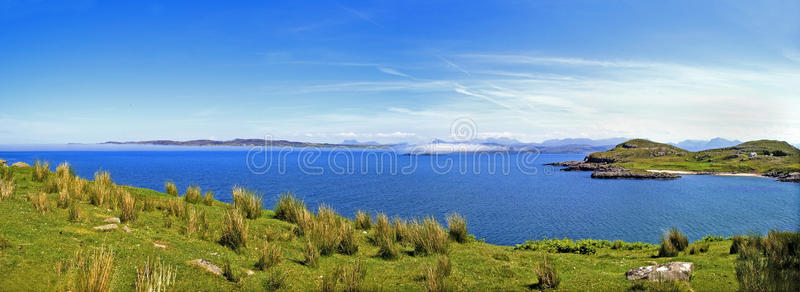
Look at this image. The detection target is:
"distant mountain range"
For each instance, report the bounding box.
[669,138,742,151]
[102,137,763,154]
[103,139,387,148]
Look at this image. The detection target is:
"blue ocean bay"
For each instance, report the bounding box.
[1,146,797,246]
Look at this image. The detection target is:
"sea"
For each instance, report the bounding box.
[1,144,797,246]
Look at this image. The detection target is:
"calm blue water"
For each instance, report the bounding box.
[2,146,798,246]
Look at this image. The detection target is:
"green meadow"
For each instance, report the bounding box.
[588,139,800,174]
[0,163,796,291]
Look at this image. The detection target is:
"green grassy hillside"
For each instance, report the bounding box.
[0,163,772,291]
[587,139,800,174]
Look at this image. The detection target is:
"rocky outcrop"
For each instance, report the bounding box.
[189,259,222,276]
[11,162,30,168]
[592,168,680,180]
[765,172,800,183]
[92,224,118,231]
[547,160,680,179]
[626,262,694,282]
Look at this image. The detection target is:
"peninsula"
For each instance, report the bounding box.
[548,139,800,182]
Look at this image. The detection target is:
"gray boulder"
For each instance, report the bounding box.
[92,224,118,232]
[626,262,694,282]
[189,259,222,275]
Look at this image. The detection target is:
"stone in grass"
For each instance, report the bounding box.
[189,259,223,276]
[92,224,118,232]
[626,262,694,282]
[104,217,121,223]
[123,225,131,233]
[153,242,167,249]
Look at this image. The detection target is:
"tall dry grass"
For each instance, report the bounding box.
[120,191,137,223]
[69,204,83,223]
[255,240,283,270]
[70,177,88,201]
[32,160,50,182]
[424,255,452,292]
[323,259,366,292]
[354,210,372,230]
[203,190,214,206]
[533,257,560,290]
[89,171,114,207]
[0,179,14,201]
[374,213,399,259]
[164,181,178,197]
[446,213,468,243]
[303,239,319,268]
[232,186,263,219]
[135,258,176,292]
[219,209,248,251]
[274,192,307,223]
[408,217,449,255]
[32,192,49,213]
[74,246,114,292]
[184,185,202,204]
[658,227,688,257]
[393,217,410,243]
[735,231,800,292]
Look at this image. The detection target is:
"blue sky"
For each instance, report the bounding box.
[1,0,798,144]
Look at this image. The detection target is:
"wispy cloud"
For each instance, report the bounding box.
[274,54,800,143]
[377,67,413,79]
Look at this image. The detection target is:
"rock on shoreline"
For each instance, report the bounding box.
[591,168,680,179]
[545,161,680,179]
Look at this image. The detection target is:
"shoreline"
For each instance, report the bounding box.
[646,169,767,178]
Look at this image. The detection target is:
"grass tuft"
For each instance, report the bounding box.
[735,230,800,292]
[424,255,452,292]
[446,213,469,243]
[69,203,83,223]
[94,170,113,187]
[164,181,178,197]
[32,160,50,182]
[0,178,14,201]
[32,192,49,213]
[255,240,283,271]
[74,246,114,292]
[219,209,248,251]
[688,242,710,254]
[274,192,307,224]
[135,258,176,292]
[232,186,263,219]
[533,257,560,290]
[409,217,449,255]
[120,191,137,223]
[393,216,409,243]
[311,204,345,256]
[354,210,372,230]
[57,189,71,209]
[262,268,287,291]
[303,239,319,268]
[183,185,202,204]
[324,259,366,292]
[730,235,746,254]
[203,190,214,206]
[374,213,399,259]
[658,227,688,257]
